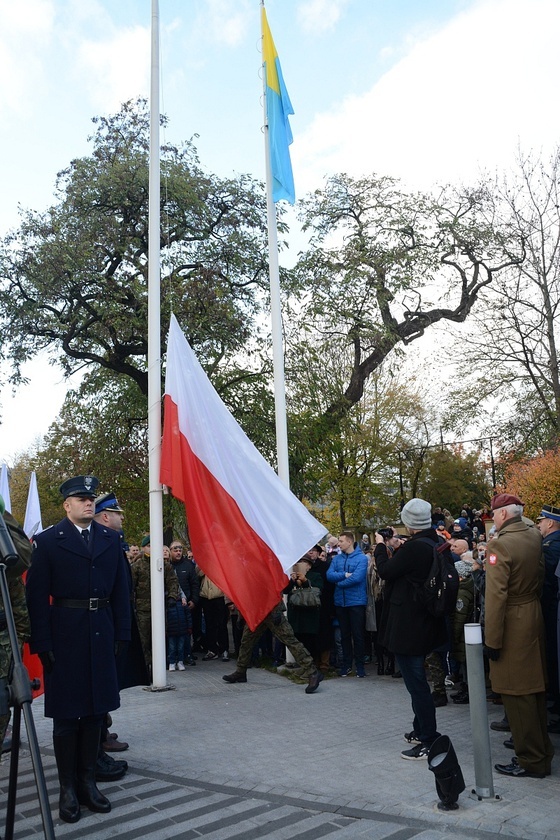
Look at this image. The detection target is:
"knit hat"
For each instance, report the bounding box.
[455,560,472,578]
[400,498,432,531]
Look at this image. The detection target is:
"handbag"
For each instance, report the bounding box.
[290,584,321,608]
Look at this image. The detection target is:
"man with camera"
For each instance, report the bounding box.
[375,498,448,760]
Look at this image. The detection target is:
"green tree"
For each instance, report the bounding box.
[0,99,277,400]
[412,445,492,514]
[290,173,519,456]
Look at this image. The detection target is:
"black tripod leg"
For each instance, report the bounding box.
[5,704,21,840]
[22,702,55,840]
[0,562,56,840]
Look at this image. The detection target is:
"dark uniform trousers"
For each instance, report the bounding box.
[235,609,315,677]
[502,692,554,775]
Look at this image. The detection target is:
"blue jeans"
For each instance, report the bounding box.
[167,635,186,664]
[336,605,366,670]
[396,653,439,746]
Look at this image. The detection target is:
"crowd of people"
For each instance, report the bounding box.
[1,474,559,826]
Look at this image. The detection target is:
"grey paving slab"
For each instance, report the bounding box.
[2,661,560,839]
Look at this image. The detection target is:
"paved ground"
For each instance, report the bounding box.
[1,660,560,840]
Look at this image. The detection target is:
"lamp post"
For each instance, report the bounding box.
[464,623,498,800]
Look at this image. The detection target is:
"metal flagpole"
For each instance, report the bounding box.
[148,0,167,690]
[261,4,290,489]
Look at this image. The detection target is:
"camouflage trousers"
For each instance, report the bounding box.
[136,610,152,668]
[0,632,11,744]
[426,649,447,695]
[236,612,315,678]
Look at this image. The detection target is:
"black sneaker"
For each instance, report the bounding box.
[401,743,429,760]
[404,731,422,745]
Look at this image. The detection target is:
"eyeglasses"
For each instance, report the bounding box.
[170,546,183,551]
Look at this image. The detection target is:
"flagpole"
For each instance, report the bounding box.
[261,4,290,489]
[148,0,167,690]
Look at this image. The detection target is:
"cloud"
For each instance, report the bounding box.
[197,0,253,47]
[294,0,560,193]
[297,0,351,34]
[0,0,55,114]
[77,25,151,111]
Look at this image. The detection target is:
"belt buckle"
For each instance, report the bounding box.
[89,598,99,611]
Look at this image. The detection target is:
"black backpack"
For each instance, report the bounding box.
[414,537,459,618]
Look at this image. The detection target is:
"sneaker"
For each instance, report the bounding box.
[401,743,429,760]
[339,667,352,677]
[222,651,230,662]
[177,661,186,671]
[356,668,366,678]
[168,663,176,671]
[404,731,422,745]
[202,651,219,661]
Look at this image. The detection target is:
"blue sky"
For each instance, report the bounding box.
[1,0,559,461]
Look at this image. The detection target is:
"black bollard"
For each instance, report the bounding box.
[428,735,465,811]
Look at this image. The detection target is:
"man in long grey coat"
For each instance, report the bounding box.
[485,493,554,779]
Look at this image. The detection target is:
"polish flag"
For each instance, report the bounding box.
[160,315,326,630]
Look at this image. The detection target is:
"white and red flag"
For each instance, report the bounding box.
[160,314,326,630]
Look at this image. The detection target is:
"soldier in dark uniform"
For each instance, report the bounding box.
[536,504,560,722]
[486,493,554,779]
[26,475,131,823]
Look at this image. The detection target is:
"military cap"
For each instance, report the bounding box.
[537,504,560,523]
[59,475,99,499]
[141,535,150,547]
[95,492,124,514]
[490,493,523,511]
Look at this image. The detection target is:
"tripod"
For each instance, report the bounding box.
[0,551,55,840]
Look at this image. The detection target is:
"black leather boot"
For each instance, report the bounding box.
[77,726,111,813]
[377,655,385,675]
[53,733,81,823]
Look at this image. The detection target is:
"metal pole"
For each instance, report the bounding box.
[148,0,167,690]
[464,623,496,799]
[261,5,290,489]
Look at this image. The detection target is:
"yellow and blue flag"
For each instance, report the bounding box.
[261,6,295,204]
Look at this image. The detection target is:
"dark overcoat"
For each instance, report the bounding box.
[376,529,448,656]
[26,517,131,719]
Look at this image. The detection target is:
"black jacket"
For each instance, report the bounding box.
[171,558,200,604]
[376,528,447,656]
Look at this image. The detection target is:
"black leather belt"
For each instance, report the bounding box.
[53,598,109,611]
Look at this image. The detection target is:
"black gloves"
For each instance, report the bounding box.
[483,645,500,661]
[39,651,55,673]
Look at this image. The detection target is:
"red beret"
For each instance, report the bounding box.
[491,493,524,511]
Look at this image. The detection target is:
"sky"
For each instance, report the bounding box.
[1,0,559,464]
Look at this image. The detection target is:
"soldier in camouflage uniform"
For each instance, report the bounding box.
[130,536,180,669]
[222,601,323,694]
[1,508,32,749]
